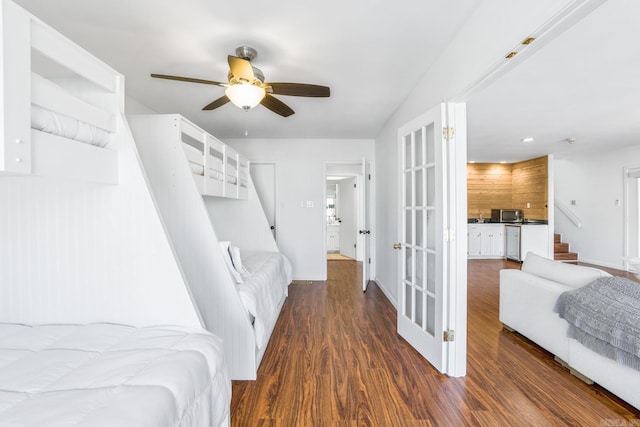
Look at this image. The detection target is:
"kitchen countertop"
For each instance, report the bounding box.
[467,219,548,225]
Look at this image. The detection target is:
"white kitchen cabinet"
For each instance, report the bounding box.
[521,224,549,260]
[468,224,504,259]
[327,225,340,251]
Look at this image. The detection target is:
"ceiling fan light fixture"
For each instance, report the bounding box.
[225,84,265,111]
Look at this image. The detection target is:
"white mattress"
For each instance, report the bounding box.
[31,104,112,148]
[236,252,292,349]
[0,323,231,427]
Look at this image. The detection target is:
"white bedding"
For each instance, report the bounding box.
[236,252,292,349]
[189,160,205,176]
[31,104,112,148]
[209,169,224,181]
[0,323,231,427]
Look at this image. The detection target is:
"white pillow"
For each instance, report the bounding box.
[229,244,251,277]
[219,241,243,284]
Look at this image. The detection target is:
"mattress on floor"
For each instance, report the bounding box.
[0,323,231,427]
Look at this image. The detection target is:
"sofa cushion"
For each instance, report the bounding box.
[521,252,611,288]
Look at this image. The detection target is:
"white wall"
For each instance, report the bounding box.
[224,138,374,280]
[554,144,640,269]
[0,121,202,327]
[373,0,580,303]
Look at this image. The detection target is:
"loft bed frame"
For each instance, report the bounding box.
[128,114,290,380]
[1,0,120,183]
[177,117,249,199]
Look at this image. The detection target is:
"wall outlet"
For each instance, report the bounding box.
[306,201,314,208]
[526,202,531,208]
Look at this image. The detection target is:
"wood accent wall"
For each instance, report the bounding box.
[467,156,548,220]
[512,156,548,220]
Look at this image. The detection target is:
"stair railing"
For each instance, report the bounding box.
[554,198,582,229]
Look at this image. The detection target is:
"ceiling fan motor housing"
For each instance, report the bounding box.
[235,46,257,62]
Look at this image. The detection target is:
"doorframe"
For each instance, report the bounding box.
[250,160,279,246]
[445,103,468,377]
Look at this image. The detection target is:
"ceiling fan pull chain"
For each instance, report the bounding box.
[244,111,249,136]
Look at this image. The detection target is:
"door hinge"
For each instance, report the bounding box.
[368,173,371,180]
[444,229,456,241]
[443,330,455,342]
[443,127,455,140]
[368,257,371,264]
[354,243,356,248]
[354,183,357,188]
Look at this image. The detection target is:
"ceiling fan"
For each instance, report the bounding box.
[151,46,330,117]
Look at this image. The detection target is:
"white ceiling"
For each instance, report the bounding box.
[467,0,640,162]
[14,0,640,162]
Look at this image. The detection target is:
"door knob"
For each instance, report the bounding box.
[393,243,402,250]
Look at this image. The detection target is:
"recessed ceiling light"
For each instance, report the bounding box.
[521,137,535,143]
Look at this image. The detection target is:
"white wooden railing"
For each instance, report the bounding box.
[554,198,582,229]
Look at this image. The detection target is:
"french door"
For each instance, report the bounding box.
[397,103,467,376]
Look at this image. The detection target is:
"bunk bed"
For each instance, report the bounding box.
[0,1,231,424]
[129,114,291,380]
[1,0,120,184]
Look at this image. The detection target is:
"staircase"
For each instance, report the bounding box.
[554,233,578,263]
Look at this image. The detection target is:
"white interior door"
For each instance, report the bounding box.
[358,158,369,291]
[396,103,467,376]
[250,163,277,240]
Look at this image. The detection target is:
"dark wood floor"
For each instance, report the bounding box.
[231,259,640,426]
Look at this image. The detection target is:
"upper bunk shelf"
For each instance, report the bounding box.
[1,0,122,184]
[128,114,249,200]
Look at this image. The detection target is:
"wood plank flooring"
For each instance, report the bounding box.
[231,259,640,426]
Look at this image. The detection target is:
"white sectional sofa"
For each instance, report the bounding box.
[500,253,640,410]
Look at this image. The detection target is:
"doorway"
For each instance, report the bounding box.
[250,162,277,243]
[325,161,370,290]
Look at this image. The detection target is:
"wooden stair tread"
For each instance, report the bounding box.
[554,233,577,262]
[555,252,578,260]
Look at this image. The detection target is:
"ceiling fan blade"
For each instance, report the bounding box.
[202,95,230,111]
[268,83,330,97]
[150,74,225,86]
[261,95,295,117]
[228,56,255,83]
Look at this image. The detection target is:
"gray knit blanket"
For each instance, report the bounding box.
[555,276,640,371]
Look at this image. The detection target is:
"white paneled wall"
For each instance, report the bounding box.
[0,117,202,327]
[204,180,278,254]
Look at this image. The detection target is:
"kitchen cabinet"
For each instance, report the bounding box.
[327,225,340,251]
[521,224,549,260]
[468,224,504,259]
